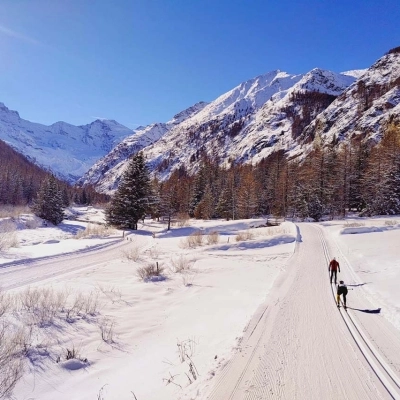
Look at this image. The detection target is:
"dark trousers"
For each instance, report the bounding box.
[337,293,347,306]
[330,270,337,284]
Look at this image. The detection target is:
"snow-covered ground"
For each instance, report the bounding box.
[1,208,400,399]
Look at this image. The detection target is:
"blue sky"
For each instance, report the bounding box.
[0,0,399,129]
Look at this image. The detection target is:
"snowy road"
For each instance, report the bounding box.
[0,237,135,291]
[206,223,400,400]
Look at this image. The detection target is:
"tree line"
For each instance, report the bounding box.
[107,121,400,229]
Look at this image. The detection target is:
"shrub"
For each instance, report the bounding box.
[206,231,219,245]
[235,230,254,242]
[176,213,190,227]
[136,262,165,281]
[170,254,191,273]
[0,289,12,318]
[181,271,196,287]
[186,231,204,248]
[99,317,115,343]
[344,221,365,228]
[384,220,397,226]
[0,323,28,399]
[122,245,142,262]
[0,220,18,250]
[75,223,112,239]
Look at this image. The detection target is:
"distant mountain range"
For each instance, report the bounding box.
[1,47,400,193]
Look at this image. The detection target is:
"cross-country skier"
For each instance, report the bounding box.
[329,257,340,284]
[337,281,348,309]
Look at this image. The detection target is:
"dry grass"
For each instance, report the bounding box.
[175,213,190,228]
[170,254,191,273]
[235,230,254,242]
[384,220,397,226]
[0,219,18,250]
[0,322,29,398]
[206,231,219,245]
[344,221,365,228]
[99,317,116,343]
[75,223,114,239]
[122,245,142,262]
[0,205,30,219]
[186,231,204,248]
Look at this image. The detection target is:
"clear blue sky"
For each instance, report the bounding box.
[0,0,399,129]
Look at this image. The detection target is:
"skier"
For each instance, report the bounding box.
[337,280,348,309]
[328,257,340,284]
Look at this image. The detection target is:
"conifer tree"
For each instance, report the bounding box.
[106,152,151,230]
[32,175,65,225]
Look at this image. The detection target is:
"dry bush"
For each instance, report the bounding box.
[170,254,191,273]
[75,223,112,239]
[136,262,165,281]
[175,212,190,227]
[122,245,142,262]
[384,220,397,226]
[99,317,115,343]
[0,219,18,250]
[181,271,196,287]
[235,230,254,242]
[0,323,30,399]
[19,287,70,326]
[206,231,219,245]
[96,285,123,304]
[0,205,30,219]
[83,291,100,316]
[344,221,365,228]
[186,231,204,248]
[0,289,12,318]
[64,293,86,321]
[24,218,41,229]
[148,245,161,259]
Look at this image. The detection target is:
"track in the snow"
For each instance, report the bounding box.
[317,225,400,400]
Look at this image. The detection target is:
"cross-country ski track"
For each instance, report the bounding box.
[206,223,400,400]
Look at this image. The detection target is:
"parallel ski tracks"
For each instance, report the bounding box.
[316,225,400,400]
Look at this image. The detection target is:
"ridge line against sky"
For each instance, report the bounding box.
[0,0,399,129]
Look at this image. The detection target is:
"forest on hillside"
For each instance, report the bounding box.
[0,140,109,207]
[153,121,400,221]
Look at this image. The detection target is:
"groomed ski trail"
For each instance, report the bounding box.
[205,223,400,400]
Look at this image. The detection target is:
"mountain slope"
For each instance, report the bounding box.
[300,50,400,148]
[0,103,134,182]
[81,69,356,193]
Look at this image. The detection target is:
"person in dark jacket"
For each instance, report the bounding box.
[329,257,340,284]
[337,280,348,308]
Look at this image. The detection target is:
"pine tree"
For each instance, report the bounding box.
[106,152,151,230]
[32,175,65,225]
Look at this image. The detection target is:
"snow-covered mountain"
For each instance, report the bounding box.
[81,50,400,194]
[0,103,134,182]
[3,49,400,193]
[80,68,359,192]
[300,51,400,148]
